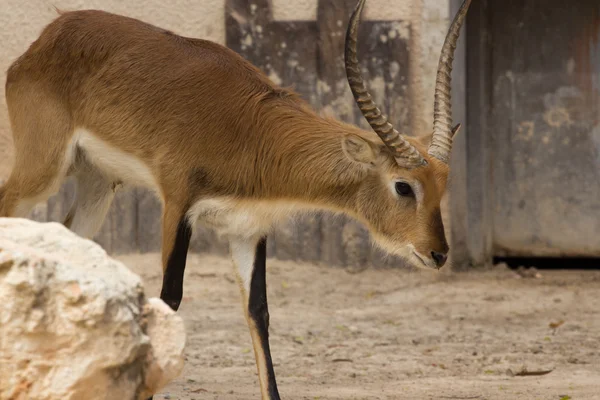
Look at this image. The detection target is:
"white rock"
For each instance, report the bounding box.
[0,218,185,400]
[142,298,186,397]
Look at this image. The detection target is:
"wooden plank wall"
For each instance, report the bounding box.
[30,0,414,268]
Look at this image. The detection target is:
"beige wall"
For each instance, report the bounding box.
[0,0,449,178]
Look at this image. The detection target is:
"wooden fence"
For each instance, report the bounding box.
[29,0,417,268]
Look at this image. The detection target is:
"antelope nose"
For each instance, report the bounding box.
[431,251,447,267]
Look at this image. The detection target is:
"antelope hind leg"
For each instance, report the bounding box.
[231,235,281,400]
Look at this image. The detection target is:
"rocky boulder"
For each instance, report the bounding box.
[0,218,185,400]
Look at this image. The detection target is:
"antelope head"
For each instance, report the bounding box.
[342,0,471,269]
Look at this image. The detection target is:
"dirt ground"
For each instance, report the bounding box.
[118,253,600,400]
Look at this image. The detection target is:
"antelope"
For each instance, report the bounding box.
[0,0,471,398]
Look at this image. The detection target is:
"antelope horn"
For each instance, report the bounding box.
[429,0,472,163]
[345,0,426,169]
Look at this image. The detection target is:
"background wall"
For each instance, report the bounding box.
[0,0,451,267]
[452,0,600,265]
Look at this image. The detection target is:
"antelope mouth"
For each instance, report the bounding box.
[411,250,438,270]
[412,251,428,266]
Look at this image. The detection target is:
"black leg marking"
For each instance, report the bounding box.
[160,218,192,311]
[248,237,281,400]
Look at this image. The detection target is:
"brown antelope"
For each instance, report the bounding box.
[0,0,471,398]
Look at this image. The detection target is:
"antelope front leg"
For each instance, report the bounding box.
[230,236,281,400]
[159,204,193,311]
[146,205,192,400]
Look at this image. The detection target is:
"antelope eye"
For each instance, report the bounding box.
[395,182,414,197]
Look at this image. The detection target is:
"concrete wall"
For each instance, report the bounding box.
[0,0,449,178]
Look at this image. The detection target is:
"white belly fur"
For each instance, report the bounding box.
[73,129,304,238]
[187,198,307,239]
[74,128,160,190]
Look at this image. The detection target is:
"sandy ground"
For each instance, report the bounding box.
[118,253,600,400]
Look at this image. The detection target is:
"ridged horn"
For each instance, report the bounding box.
[429,0,472,163]
[345,0,426,168]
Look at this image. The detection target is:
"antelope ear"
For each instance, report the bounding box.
[342,134,382,166]
[416,124,460,148]
[451,123,461,138]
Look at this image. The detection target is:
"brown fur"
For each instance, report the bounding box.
[1,10,449,263]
